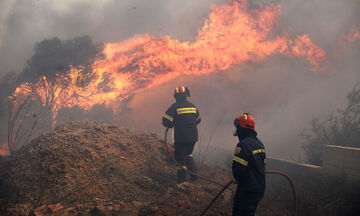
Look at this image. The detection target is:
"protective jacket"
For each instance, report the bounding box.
[232,135,266,193]
[162,99,201,143]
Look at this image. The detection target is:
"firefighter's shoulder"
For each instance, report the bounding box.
[257,138,265,149]
[235,141,249,154]
[238,139,253,150]
[184,100,197,108]
[167,103,178,112]
[245,137,262,149]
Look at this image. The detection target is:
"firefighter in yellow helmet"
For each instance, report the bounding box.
[162,86,201,184]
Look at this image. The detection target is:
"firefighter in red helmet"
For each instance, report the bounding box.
[162,86,201,184]
[232,113,266,216]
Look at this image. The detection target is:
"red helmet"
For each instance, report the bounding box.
[234,113,255,130]
[174,86,190,97]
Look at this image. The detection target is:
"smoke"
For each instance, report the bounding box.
[0,0,225,74]
[0,0,15,49]
[1,0,359,162]
[19,36,103,83]
[256,0,360,160]
[117,0,360,163]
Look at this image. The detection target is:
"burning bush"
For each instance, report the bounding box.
[5,36,104,154]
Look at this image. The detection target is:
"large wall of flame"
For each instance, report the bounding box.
[9,0,326,120]
[0,0,360,161]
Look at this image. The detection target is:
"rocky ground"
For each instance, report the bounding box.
[0,121,290,216]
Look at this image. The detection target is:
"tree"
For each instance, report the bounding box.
[6,36,104,153]
[301,82,360,165]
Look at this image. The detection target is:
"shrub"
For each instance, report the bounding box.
[301,82,360,165]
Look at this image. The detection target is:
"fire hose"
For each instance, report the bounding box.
[164,128,298,216]
[199,171,298,216]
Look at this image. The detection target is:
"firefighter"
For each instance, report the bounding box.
[162,86,201,184]
[232,113,266,216]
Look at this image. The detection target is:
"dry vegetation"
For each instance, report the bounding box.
[0,121,236,216]
[1,120,357,215]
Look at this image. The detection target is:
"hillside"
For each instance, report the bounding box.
[0,121,237,215]
[0,121,293,216]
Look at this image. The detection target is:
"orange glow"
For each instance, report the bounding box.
[10,0,326,124]
[0,143,9,156]
[344,28,360,44]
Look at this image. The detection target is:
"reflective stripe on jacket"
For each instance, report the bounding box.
[162,99,201,143]
[232,136,266,193]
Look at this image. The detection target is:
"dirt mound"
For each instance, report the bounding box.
[0,121,234,215]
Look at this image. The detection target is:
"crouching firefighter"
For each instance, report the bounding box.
[232,113,266,216]
[162,86,201,184]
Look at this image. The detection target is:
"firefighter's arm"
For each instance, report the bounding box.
[195,106,201,125]
[232,143,249,181]
[162,106,175,128]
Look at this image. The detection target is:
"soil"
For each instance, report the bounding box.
[0,121,289,216]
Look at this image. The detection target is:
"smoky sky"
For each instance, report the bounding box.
[0,0,359,162]
[0,0,225,73]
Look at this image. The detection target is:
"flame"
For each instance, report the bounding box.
[344,28,360,44]
[0,143,9,156]
[10,0,326,124]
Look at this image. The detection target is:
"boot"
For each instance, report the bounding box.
[186,155,197,182]
[177,167,187,184]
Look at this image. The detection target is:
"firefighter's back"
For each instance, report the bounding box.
[238,137,266,194]
[171,100,200,143]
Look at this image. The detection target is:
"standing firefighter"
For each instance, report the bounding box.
[232,113,266,216]
[162,86,201,184]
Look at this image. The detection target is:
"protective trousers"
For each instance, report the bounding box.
[174,141,197,183]
[233,190,263,216]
